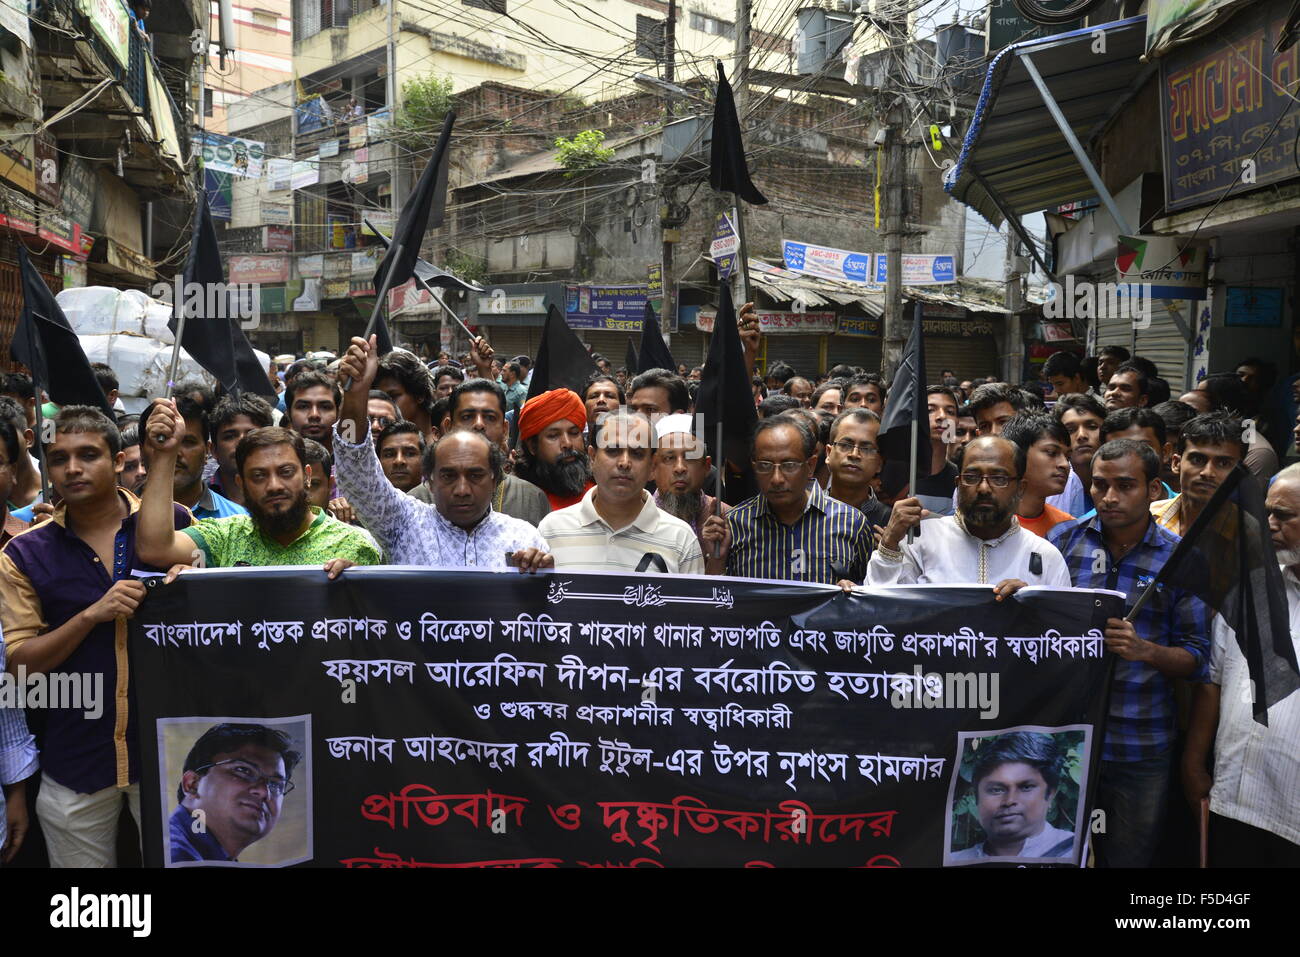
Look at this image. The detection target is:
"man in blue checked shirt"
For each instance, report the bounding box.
[1048,438,1210,868]
[0,635,38,865]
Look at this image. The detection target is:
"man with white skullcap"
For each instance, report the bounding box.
[651,412,729,555]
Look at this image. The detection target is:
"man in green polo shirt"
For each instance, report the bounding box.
[137,398,380,572]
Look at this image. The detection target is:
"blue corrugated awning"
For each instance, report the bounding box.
[945,16,1152,227]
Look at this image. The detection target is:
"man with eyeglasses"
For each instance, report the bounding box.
[366,390,402,443]
[824,409,890,529]
[866,436,1072,592]
[171,723,302,863]
[703,414,872,585]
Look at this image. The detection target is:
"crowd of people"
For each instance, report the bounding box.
[0,321,1296,870]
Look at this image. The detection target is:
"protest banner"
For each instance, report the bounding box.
[132,569,1120,868]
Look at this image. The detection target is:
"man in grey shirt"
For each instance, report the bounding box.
[408,378,550,526]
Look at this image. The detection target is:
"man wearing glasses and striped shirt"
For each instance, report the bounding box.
[703,414,872,586]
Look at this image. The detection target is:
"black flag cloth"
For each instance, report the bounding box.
[624,338,638,377]
[12,246,114,418]
[526,304,598,401]
[1144,464,1300,724]
[372,111,455,295]
[170,191,275,397]
[877,310,930,497]
[637,302,675,374]
[696,286,757,503]
[709,63,767,205]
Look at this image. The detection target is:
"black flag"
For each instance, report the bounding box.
[526,304,598,401]
[170,191,275,397]
[877,308,930,498]
[12,246,114,418]
[696,286,757,504]
[1142,464,1300,723]
[637,302,676,374]
[709,63,767,205]
[372,111,454,296]
[624,338,639,377]
[365,214,487,357]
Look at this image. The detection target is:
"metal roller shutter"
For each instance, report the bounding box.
[925,336,997,384]
[582,331,647,371]
[827,335,882,374]
[1089,271,1134,356]
[764,335,823,379]
[665,330,708,368]
[1135,300,1192,394]
[481,325,545,362]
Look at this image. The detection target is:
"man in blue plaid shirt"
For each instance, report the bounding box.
[1048,439,1209,868]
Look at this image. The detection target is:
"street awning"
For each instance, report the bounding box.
[945,16,1153,230]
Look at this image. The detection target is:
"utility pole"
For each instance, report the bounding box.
[880,9,909,380]
[660,0,677,345]
[730,0,751,309]
[1004,226,1024,383]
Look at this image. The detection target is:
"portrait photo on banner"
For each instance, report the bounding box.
[158,715,313,868]
[943,724,1091,867]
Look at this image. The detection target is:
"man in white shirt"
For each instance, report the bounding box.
[1182,462,1300,866]
[866,436,1072,593]
[540,410,703,574]
[333,334,551,571]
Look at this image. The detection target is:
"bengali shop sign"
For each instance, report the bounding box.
[697,309,837,335]
[132,569,1117,869]
[1161,4,1300,211]
[565,284,649,331]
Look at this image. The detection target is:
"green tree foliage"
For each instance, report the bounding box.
[388,74,454,148]
[443,248,488,286]
[554,129,615,177]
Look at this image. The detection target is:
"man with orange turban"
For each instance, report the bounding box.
[515,388,595,511]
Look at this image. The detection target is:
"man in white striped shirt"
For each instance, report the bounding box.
[1182,463,1300,866]
[539,410,704,575]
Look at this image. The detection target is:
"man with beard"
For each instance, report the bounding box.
[376,421,424,493]
[514,389,594,511]
[652,413,728,552]
[137,400,379,572]
[285,370,341,454]
[540,410,702,574]
[866,436,1071,590]
[331,335,550,569]
[138,396,246,519]
[1048,439,1209,867]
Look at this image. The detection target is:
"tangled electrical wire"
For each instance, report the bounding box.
[1012,0,1108,25]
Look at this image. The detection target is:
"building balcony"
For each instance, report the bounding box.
[36,0,190,194]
